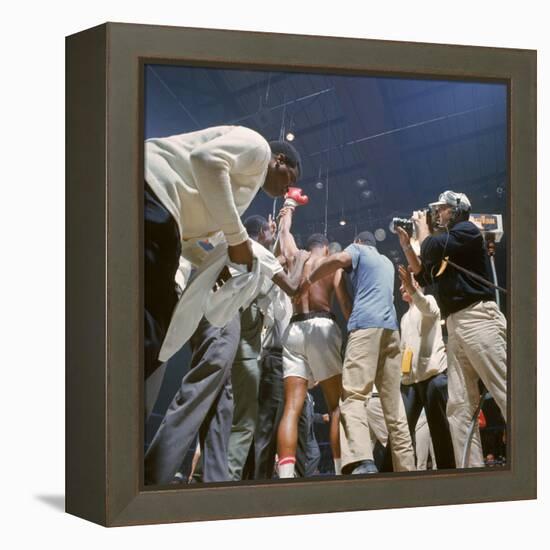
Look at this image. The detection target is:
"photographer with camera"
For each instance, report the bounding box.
[396,191,506,468]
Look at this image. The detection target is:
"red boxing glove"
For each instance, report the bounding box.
[284,187,309,208]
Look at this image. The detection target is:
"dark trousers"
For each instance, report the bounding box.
[144,184,181,379]
[400,371,456,469]
[254,350,309,479]
[144,315,241,485]
[300,394,321,476]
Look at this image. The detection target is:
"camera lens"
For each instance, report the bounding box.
[390,217,413,236]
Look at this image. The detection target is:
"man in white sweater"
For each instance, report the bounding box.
[144,125,302,381]
[143,126,304,485]
[397,265,456,469]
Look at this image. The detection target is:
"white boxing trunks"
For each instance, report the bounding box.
[282,311,343,387]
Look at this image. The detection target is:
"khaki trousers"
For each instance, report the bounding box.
[367,395,388,447]
[446,301,507,468]
[415,411,437,470]
[340,328,415,472]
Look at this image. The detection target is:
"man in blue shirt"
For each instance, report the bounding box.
[299,232,415,475]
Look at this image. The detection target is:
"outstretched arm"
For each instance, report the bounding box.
[298,251,352,296]
[398,264,439,318]
[333,268,353,321]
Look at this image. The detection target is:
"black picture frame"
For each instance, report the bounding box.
[66,22,536,526]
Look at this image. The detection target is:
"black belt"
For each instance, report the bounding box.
[289,311,336,324]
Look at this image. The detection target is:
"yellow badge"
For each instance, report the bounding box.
[401,348,413,374]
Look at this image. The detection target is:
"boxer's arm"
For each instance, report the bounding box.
[277,206,300,264]
[272,249,309,297]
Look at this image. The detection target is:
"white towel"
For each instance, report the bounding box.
[158,240,275,362]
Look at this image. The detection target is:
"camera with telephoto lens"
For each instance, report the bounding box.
[389,209,433,237]
[390,217,414,236]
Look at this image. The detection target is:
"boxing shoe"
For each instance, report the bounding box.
[284,187,309,209]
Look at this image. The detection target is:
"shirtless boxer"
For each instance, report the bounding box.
[275,203,352,478]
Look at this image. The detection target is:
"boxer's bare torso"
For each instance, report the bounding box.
[295,253,338,314]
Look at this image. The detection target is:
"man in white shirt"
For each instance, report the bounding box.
[144,125,301,381]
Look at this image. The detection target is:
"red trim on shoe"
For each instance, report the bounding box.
[278,456,296,466]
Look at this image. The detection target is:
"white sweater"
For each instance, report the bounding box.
[145,126,271,247]
[400,292,447,385]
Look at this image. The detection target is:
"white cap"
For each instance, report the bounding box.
[429,190,471,213]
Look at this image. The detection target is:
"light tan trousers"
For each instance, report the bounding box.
[340,328,415,472]
[367,396,388,447]
[415,410,437,470]
[446,301,507,467]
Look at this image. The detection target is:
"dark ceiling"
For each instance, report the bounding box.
[144,63,507,310]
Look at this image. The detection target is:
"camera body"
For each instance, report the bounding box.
[390,209,433,237]
[390,217,414,236]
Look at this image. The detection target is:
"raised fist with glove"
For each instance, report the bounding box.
[283,187,309,209]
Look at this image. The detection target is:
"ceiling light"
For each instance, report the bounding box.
[375,228,386,241]
[356,178,367,187]
[286,132,295,141]
[315,181,324,189]
[339,219,347,226]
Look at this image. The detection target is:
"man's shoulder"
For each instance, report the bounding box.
[231,126,270,147]
[184,125,269,150]
[309,254,326,270]
[344,242,374,258]
[452,220,481,235]
[344,243,360,254]
[380,253,393,266]
[251,240,276,262]
[425,292,438,304]
[420,293,440,310]
[343,243,361,265]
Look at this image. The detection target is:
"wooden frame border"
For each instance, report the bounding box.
[66,22,536,526]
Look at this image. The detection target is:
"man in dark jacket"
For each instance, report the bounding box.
[401,190,506,468]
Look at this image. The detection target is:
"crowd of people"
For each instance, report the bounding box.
[143,124,507,485]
